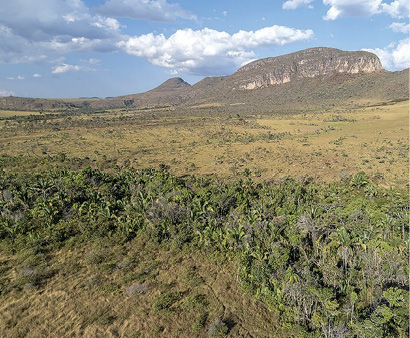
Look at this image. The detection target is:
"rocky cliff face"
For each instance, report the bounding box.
[235,47,383,90]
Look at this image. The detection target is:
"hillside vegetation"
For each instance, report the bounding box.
[0,166,408,337]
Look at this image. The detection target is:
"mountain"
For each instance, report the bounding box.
[232,47,383,89]
[184,47,407,113]
[0,47,408,112]
[150,77,191,92]
[90,77,192,109]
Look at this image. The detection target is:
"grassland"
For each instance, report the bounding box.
[0,110,43,118]
[0,234,286,337]
[0,101,408,186]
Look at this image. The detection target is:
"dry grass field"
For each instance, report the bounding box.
[0,235,288,337]
[0,110,43,118]
[0,100,408,186]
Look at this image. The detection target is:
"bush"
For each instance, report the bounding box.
[192,312,208,332]
[152,291,183,312]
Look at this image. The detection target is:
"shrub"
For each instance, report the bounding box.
[152,291,183,312]
[192,312,208,332]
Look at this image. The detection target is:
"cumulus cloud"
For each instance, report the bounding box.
[95,0,196,22]
[282,0,314,10]
[0,90,15,97]
[0,1,315,76]
[119,26,314,75]
[363,38,410,70]
[0,1,121,41]
[52,63,96,74]
[0,0,197,65]
[33,73,42,78]
[389,22,410,33]
[381,0,410,19]
[323,0,382,20]
[0,0,122,64]
[323,0,410,20]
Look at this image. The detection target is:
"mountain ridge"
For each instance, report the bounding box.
[233,47,383,89]
[0,47,408,112]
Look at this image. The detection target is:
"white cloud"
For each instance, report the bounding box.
[390,22,410,33]
[95,0,196,22]
[381,0,410,19]
[33,73,42,78]
[0,0,123,64]
[363,38,410,70]
[323,0,382,20]
[6,75,24,80]
[0,90,15,97]
[88,58,101,64]
[119,26,314,75]
[282,0,314,10]
[92,15,121,31]
[52,63,95,74]
[0,1,111,41]
[323,0,410,20]
[0,0,314,77]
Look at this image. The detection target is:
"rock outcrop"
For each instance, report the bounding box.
[235,47,383,90]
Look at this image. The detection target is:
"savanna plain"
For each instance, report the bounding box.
[0,99,408,337]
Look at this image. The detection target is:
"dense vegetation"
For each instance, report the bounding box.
[1,165,408,337]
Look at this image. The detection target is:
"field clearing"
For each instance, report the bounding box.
[0,237,285,337]
[0,101,408,186]
[0,110,42,118]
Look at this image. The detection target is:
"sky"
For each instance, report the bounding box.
[0,0,409,98]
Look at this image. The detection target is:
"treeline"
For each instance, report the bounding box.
[0,167,408,337]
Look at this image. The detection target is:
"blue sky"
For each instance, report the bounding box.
[0,0,408,98]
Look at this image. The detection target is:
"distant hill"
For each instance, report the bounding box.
[0,47,408,113]
[151,77,191,92]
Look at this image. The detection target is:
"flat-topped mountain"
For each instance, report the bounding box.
[234,47,383,89]
[0,47,407,112]
[184,47,406,112]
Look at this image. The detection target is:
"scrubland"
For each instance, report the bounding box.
[0,101,408,186]
[0,100,408,337]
